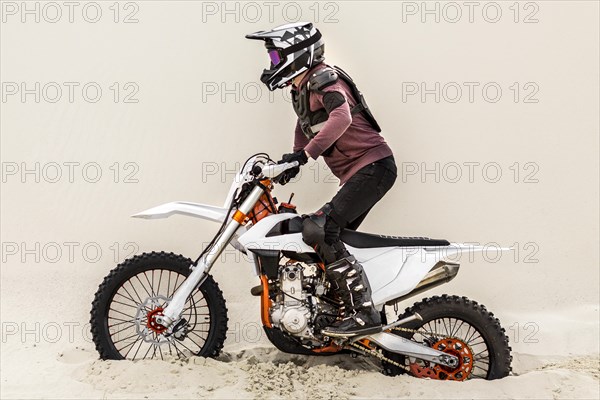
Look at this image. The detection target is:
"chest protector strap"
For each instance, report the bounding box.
[292,65,382,140]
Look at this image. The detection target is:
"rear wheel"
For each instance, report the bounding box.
[90,251,228,360]
[382,295,512,380]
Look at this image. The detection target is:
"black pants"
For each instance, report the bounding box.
[320,155,397,263]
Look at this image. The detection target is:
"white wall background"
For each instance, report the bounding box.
[1,1,598,356]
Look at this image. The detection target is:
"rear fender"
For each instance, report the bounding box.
[365,243,511,307]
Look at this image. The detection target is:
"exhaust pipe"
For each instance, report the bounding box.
[386,261,460,305]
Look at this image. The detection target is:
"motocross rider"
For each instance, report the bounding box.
[246,22,397,337]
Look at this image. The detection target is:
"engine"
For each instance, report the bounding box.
[269,261,338,345]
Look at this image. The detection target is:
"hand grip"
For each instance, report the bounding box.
[261,161,299,179]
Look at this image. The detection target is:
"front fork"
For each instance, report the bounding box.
[157,184,264,329]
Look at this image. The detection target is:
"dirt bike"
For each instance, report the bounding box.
[90,153,512,381]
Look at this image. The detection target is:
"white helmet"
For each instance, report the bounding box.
[246,22,325,91]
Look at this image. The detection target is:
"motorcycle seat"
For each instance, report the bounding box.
[266,217,450,248]
[340,229,450,248]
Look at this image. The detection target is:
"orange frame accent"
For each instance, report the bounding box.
[260,275,272,328]
[248,193,276,224]
[246,180,277,225]
[312,343,342,353]
[232,210,247,224]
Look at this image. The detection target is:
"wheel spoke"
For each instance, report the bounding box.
[142,342,154,360]
[157,343,164,360]
[171,341,186,358]
[120,335,142,356]
[174,338,196,355]
[111,299,139,310]
[469,339,486,347]
[108,316,136,324]
[473,349,489,357]
[110,322,136,337]
[126,279,146,305]
[473,364,488,372]
[119,285,142,306]
[157,270,164,298]
[113,332,141,345]
[166,271,173,298]
[465,327,479,344]
[172,274,181,296]
[183,335,203,350]
[142,271,156,297]
[134,275,153,299]
[188,331,208,343]
[109,307,136,319]
[450,319,464,337]
[131,337,146,360]
[114,291,140,306]
[441,318,450,337]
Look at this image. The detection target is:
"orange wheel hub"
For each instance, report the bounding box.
[146,307,167,334]
[410,337,474,381]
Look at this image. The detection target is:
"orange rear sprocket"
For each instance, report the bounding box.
[409,337,474,381]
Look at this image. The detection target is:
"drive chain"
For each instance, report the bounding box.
[349,341,411,372]
[349,326,469,374]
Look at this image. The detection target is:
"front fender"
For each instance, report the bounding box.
[131,201,227,224]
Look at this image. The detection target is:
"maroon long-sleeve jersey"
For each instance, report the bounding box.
[292,64,393,185]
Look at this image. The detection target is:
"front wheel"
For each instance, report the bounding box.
[383,295,512,380]
[90,251,228,360]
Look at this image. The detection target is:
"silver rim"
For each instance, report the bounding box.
[107,269,210,360]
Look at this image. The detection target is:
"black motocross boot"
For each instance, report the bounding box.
[321,256,382,337]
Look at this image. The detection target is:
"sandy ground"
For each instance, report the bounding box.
[1,342,598,400]
[2,294,600,400]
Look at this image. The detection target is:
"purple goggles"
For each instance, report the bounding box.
[268,49,284,66]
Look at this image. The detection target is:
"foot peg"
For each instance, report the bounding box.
[321,309,382,338]
[250,285,263,296]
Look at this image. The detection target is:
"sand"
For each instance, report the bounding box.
[1,341,598,399]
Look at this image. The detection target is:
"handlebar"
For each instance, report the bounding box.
[260,161,299,179]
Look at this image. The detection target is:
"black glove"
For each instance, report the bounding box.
[280,150,309,166]
[275,166,300,186]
